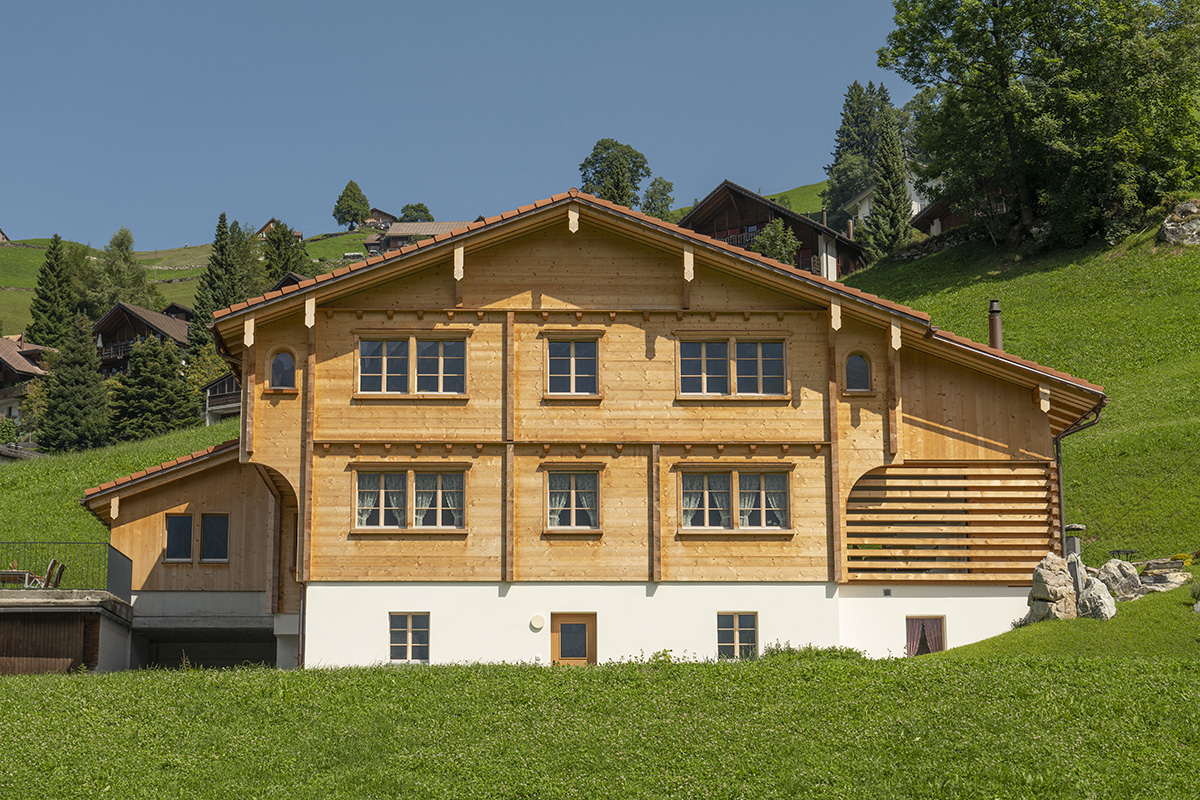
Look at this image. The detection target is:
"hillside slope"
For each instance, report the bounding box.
[844,231,1200,564]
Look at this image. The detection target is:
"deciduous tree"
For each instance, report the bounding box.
[399,203,434,222]
[750,219,801,267]
[333,180,370,230]
[39,315,109,453]
[579,139,652,208]
[641,177,675,220]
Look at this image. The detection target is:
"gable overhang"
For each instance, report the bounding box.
[80,440,241,528]
[209,189,1105,428]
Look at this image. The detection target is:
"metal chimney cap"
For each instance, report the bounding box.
[989,300,1002,312]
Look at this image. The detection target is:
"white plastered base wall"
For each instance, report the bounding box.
[304,582,1029,666]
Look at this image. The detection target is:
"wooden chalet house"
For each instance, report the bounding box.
[0,335,52,423]
[82,189,1105,668]
[93,302,192,375]
[679,180,865,280]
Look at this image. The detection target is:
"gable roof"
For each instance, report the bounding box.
[209,188,1104,432]
[383,221,473,238]
[93,302,190,345]
[679,179,863,253]
[0,336,48,378]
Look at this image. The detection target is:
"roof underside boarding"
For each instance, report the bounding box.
[210,189,1104,436]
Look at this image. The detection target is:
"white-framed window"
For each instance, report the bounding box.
[717,613,757,660]
[390,613,430,663]
[355,470,465,530]
[547,339,598,395]
[547,471,599,529]
[681,471,789,530]
[679,337,786,396]
[358,336,466,395]
[414,472,465,528]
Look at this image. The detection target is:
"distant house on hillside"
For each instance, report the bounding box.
[92,302,191,375]
[841,178,932,225]
[202,372,240,426]
[0,335,53,422]
[374,221,474,253]
[364,208,398,229]
[0,227,9,243]
[255,219,304,242]
[678,180,865,279]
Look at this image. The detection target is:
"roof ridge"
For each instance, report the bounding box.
[82,439,240,497]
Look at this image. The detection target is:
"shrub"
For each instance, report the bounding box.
[0,416,16,443]
[1171,553,1193,566]
[1190,579,1200,604]
[760,641,866,662]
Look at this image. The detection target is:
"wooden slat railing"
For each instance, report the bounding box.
[844,461,1056,583]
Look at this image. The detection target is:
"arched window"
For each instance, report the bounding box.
[846,353,871,392]
[270,351,296,389]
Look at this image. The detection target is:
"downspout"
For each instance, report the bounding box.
[1052,399,1108,547]
[298,583,307,668]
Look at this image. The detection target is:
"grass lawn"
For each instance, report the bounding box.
[0,418,239,544]
[304,230,369,262]
[0,655,1196,798]
[845,231,1200,564]
[136,242,212,268]
[766,180,827,215]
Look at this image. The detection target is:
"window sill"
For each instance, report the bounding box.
[352,393,469,403]
[200,559,229,565]
[542,528,603,539]
[676,528,794,538]
[675,393,791,403]
[263,387,298,395]
[350,527,468,537]
[842,390,877,398]
[162,558,192,564]
[542,393,603,404]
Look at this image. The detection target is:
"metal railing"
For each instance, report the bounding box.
[0,542,131,601]
[99,342,134,361]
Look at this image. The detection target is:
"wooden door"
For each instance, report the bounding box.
[550,613,596,665]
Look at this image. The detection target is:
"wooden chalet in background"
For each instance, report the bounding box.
[82,188,1105,668]
[92,302,191,375]
[255,218,304,241]
[678,180,865,280]
[0,335,52,422]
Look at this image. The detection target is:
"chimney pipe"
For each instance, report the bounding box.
[821,208,828,227]
[988,300,1003,350]
[847,219,854,240]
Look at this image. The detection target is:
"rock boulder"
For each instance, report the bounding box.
[1029,552,1077,621]
[1097,559,1141,600]
[1077,577,1117,621]
[1160,200,1200,245]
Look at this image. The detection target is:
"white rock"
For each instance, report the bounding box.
[1077,577,1116,621]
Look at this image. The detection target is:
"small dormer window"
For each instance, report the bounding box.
[271,352,296,389]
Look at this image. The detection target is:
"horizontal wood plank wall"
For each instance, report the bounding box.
[250,314,308,495]
[688,264,818,311]
[513,313,829,443]
[308,446,504,582]
[659,448,830,582]
[108,456,272,592]
[465,224,683,310]
[512,446,650,581]
[325,262,456,310]
[0,613,84,674]
[902,347,1053,461]
[844,461,1054,584]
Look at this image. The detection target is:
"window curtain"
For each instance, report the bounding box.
[415,474,436,526]
[906,618,922,657]
[708,474,730,528]
[764,473,787,527]
[575,474,596,526]
[739,478,757,527]
[383,473,405,527]
[443,482,463,527]
[681,474,702,526]
[357,474,379,527]
[548,474,570,526]
[924,619,944,653]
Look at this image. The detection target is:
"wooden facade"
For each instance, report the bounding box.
[204,189,1103,590]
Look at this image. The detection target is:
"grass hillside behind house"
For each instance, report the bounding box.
[844,230,1200,564]
[0,655,1197,797]
[0,418,239,545]
[766,180,827,215]
[302,230,369,262]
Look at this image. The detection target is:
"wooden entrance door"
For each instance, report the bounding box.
[551,613,596,665]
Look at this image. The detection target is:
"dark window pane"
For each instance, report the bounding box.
[442,340,465,359]
[548,341,571,359]
[416,340,439,358]
[717,614,734,628]
[549,375,571,393]
[386,374,407,393]
[718,644,734,659]
[165,515,191,560]
[560,623,588,659]
[705,341,727,361]
[576,509,593,528]
[360,357,382,374]
[739,615,756,630]
[575,341,596,359]
[417,373,438,392]
[411,644,429,661]
[736,341,757,359]
[680,342,702,360]
[360,340,382,358]
[575,374,597,394]
[707,373,728,394]
[360,374,382,393]
[575,357,596,376]
[271,353,295,388]
[680,375,702,394]
[762,375,785,394]
[737,374,759,394]
[762,342,783,360]
[201,515,228,561]
[717,629,735,645]
[847,355,870,390]
[390,645,407,660]
[386,341,407,358]
[412,614,429,630]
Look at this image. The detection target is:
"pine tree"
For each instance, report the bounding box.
[859,111,914,263]
[185,213,242,406]
[39,315,109,453]
[87,227,164,315]
[26,234,73,347]
[750,219,801,266]
[822,81,895,230]
[111,337,192,441]
[261,220,308,285]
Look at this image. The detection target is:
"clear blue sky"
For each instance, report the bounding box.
[1,0,913,252]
